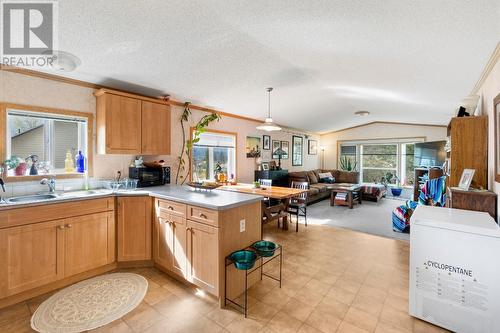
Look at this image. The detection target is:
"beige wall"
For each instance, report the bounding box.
[475,50,499,204]
[320,122,448,169]
[0,71,319,183]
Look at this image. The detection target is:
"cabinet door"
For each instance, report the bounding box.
[153,215,173,270]
[64,212,115,277]
[187,220,219,296]
[105,94,142,154]
[0,220,65,298]
[141,101,171,155]
[170,215,188,279]
[117,196,152,261]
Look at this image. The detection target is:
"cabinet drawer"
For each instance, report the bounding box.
[156,199,186,218]
[187,205,218,227]
[0,198,115,229]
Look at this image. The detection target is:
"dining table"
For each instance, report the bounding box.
[219,183,308,231]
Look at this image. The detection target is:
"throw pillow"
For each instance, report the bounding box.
[318,172,333,179]
[307,171,318,184]
[319,176,335,183]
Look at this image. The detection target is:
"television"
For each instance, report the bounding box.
[414,141,446,168]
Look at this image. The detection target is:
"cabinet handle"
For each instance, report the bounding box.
[199,213,207,219]
[58,225,65,230]
[167,206,174,210]
[65,224,72,228]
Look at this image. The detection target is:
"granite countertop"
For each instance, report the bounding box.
[0,185,263,211]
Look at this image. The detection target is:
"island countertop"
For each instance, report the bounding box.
[0,185,263,211]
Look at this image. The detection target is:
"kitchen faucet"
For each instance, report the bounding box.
[40,177,56,193]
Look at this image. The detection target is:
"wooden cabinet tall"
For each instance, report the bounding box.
[117,196,152,262]
[95,89,171,155]
[448,116,488,188]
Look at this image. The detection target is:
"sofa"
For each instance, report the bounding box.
[288,169,360,204]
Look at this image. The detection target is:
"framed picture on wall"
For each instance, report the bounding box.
[495,93,500,182]
[263,135,271,150]
[245,136,261,158]
[292,135,303,166]
[308,140,318,155]
[272,140,281,159]
[280,141,289,160]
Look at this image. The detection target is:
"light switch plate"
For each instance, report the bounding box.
[240,219,246,232]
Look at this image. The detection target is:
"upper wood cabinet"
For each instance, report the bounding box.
[95,89,171,155]
[117,196,152,262]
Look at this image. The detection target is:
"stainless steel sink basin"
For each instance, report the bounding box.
[7,194,58,203]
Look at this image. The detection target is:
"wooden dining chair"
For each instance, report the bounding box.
[287,181,309,232]
[259,179,273,206]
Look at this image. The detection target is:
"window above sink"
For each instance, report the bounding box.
[1,103,93,181]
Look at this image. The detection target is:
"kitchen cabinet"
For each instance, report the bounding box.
[153,213,188,279]
[141,101,171,155]
[64,212,115,277]
[0,220,64,298]
[117,196,152,262]
[187,219,219,295]
[95,89,171,155]
[0,199,115,301]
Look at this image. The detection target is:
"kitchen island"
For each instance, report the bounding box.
[0,185,264,308]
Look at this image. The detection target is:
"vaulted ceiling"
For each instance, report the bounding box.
[26,0,500,132]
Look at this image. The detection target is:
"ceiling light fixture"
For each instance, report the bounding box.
[43,50,81,72]
[354,111,370,116]
[256,87,282,132]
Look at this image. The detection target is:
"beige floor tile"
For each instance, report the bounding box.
[303,278,333,295]
[379,305,414,332]
[298,323,325,333]
[122,302,164,332]
[281,297,315,322]
[316,296,349,319]
[144,283,174,305]
[0,302,31,327]
[267,311,303,333]
[326,286,357,306]
[293,288,325,307]
[206,307,241,327]
[305,308,342,333]
[88,319,134,333]
[334,278,362,294]
[260,287,291,308]
[337,321,371,333]
[374,322,409,333]
[0,316,36,333]
[246,300,280,324]
[343,307,378,332]
[351,294,385,317]
[226,317,264,333]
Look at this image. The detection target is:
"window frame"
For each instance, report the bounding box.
[189,128,237,182]
[338,137,425,187]
[0,103,94,182]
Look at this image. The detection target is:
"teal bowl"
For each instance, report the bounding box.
[230,250,257,270]
[251,241,277,257]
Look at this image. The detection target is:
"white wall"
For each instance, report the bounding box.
[320,122,448,169]
[475,51,499,210]
[0,71,319,183]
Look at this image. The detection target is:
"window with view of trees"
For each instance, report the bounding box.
[6,109,88,176]
[339,140,421,186]
[192,131,236,181]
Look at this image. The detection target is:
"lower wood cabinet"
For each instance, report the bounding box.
[153,198,220,296]
[187,219,219,295]
[117,196,152,261]
[0,210,115,298]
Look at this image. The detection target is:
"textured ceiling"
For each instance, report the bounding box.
[29,1,500,132]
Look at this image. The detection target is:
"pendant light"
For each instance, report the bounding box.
[256,87,282,131]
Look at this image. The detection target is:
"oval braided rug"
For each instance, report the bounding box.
[31,273,148,333]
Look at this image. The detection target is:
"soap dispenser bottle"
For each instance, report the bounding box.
[64,150,74,172]
[75,150,86,173]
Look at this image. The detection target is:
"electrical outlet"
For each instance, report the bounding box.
[240,219,246,232]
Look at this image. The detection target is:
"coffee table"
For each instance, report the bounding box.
[329,184,363,209]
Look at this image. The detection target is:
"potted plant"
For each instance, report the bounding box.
[5,156,28,176]
[339,155,357,171]
[381,172,403,196]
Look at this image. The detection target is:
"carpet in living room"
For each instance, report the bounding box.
[304,198,410,241]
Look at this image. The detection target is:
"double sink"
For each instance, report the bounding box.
[5,189,112,204]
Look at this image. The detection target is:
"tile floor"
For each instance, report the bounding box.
[0,222,450,333]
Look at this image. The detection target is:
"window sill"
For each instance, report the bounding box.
[5,173,86,182]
